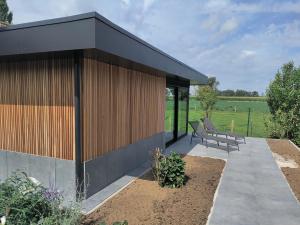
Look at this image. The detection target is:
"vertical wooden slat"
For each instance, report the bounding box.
[0,55,75,160]
[82,56,166,161]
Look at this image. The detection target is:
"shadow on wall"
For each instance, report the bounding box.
[83,132,165,198]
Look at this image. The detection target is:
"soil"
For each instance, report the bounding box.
[82,156,225,225]
[267,139,300,201]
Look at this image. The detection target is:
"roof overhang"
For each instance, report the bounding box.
[0,12,207,85]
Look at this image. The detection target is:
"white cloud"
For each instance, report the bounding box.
[201,15,220,30]
[240,50,256,59]
[220,17,239,33]
[202,1,300,14]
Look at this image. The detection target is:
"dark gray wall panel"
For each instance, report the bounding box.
[6,151,30,175]
[84,132,164,198]
[55,159,76,203]
[28,154,56,187]
[84,154,108,196]
[0,151,7,181]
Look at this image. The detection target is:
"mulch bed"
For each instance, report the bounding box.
[82,156,225,225]
[267,139,300,201]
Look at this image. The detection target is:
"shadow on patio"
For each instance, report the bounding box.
[165,134,242,160]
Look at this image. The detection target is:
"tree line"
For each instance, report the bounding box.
[217,89,259,97]
[206,77,260,97]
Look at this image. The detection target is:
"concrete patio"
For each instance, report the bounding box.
[82,135,300,224]
[167,136,300,225]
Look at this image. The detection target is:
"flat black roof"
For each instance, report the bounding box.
[0,12,207,84]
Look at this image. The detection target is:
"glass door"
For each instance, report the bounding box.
[178,87,189,138]
[165,86,189,146]
[165,87,176,143]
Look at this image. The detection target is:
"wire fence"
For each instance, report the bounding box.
[188,98,270,138]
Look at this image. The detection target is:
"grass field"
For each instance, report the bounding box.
[189,98,270,137]
[165,97,271,138]
[216,96,267,101]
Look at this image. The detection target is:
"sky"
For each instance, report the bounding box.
[7,0,300,93]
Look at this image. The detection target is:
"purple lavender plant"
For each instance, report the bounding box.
[42,183,63,203]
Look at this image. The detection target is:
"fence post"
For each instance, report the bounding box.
[247,108,251,136]
[231,120,235,133]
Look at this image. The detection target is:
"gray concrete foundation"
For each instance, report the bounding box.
[84,132,164,198]
[0,132,164,203]
[0,149,77,203]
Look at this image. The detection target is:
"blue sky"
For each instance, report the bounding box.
[7,0,300,93]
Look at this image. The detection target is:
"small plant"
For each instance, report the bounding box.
[152,149,186,188]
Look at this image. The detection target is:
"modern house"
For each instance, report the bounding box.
[0,12,207,201]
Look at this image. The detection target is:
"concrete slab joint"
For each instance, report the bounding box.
[0,149,77,203]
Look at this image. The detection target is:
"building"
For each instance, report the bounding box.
[0,12,207,201]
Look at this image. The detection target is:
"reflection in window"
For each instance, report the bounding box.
[178,87,188,137]
[165,88,175,143]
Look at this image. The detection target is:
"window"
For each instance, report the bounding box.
[165,87,175,143]
[165,85,189,145]
[178,87,189,138]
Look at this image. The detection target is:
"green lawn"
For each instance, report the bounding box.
[165,98,271,138]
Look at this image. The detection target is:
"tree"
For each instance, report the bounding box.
[0,0,13,24]
[219,89,235,96]
[207,77,219,91]
[196,85,217,118]
[266,61,300,145]
[235,89,249,96]
[251,91,259,97]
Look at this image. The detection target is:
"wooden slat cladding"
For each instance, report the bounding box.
[82,57,165,161]
[0,55,75,160]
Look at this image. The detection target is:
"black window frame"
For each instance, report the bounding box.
[165,77,190,147]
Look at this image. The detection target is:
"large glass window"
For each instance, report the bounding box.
[165,88,175,143]
[178,87,189,137]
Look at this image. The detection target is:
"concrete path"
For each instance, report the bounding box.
[168,136,300,225]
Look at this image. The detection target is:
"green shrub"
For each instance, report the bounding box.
[266,62,300,146]
[264,113,286,139]
[152,149,186,188]
[0,172,81,225]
